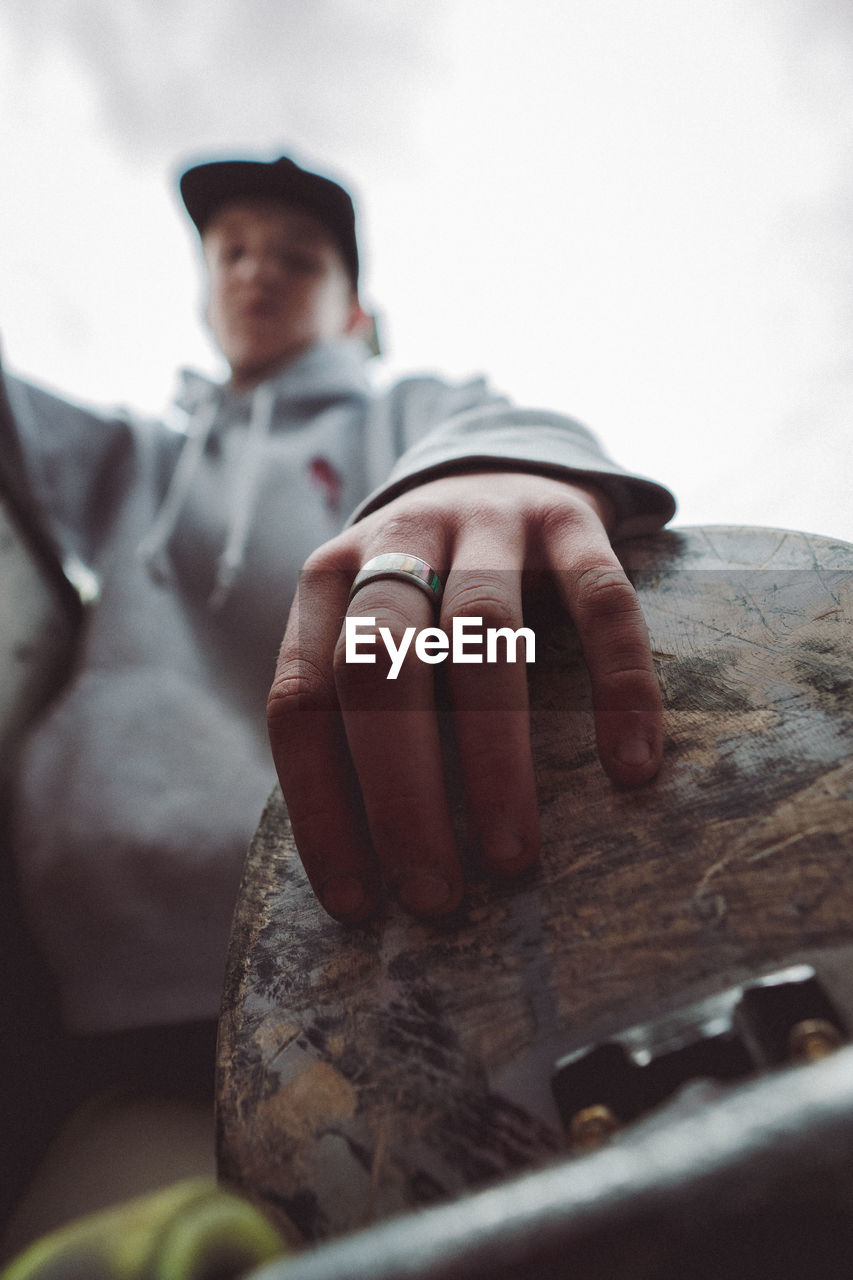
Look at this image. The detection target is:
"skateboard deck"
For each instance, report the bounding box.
[217,526,853,1242]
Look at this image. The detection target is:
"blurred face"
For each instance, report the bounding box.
[202,198,364,390]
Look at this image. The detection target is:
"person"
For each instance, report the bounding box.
[1,152,675,1240]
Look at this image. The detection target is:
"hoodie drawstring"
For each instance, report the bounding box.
[139,381,275,610]
[138,342,371,609]
[138,395,221,586]
[208,382,275,610]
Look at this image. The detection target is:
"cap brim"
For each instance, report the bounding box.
[179,156,359,285]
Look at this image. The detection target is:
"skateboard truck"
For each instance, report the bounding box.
[551,964,847,1148]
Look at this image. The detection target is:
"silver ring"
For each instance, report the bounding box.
[349,553,443,605]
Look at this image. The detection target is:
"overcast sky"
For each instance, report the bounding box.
[1,0,851,541]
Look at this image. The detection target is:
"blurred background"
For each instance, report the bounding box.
[1,0,850,540]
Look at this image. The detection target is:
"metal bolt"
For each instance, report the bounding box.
[788,1018,843,1062]
[569,1104,620,1150]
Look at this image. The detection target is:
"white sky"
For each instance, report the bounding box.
[1,0,851,541]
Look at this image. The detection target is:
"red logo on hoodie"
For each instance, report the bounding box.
[308,456,344,515]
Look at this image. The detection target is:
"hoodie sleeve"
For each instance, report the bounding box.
[1,370,138,586]
[350,373,676,540]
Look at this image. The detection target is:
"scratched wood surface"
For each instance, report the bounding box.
[217,526,853,1242]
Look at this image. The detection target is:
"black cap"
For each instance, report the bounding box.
[179,154,359,286]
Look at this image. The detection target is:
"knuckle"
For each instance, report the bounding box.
[367,506,442,546]
[267,657,335,730]
[444,575,517,629]
[596,660,659,691]
[301,535,351,575]
[539,497,593,541]
[454,492,539,539]
[300,547,334,577]
[574,563,638,621]
[455,495,504,525]
[585,623,655,680]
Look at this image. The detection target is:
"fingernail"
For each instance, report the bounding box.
[616,734,654,766]
[398,872,453,915]
[484,830,526,869]
[321,875,368,918]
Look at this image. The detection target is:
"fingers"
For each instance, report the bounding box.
[543,516,663,786]
[441,530,539,879]
[334,563,465,917]
[268,562,381,921]
[270,472,664,927]
[335,501,543,906]
[269,529,467,921]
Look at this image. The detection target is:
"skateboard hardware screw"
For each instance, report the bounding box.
[788,1018,843,1062]
[569,1104,620,1149]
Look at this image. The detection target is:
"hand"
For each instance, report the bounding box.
[267,471,664,922]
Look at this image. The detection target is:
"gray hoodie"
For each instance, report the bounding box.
[5,339,675,1033]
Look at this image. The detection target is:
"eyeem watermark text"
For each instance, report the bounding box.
[345,616,536,680]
